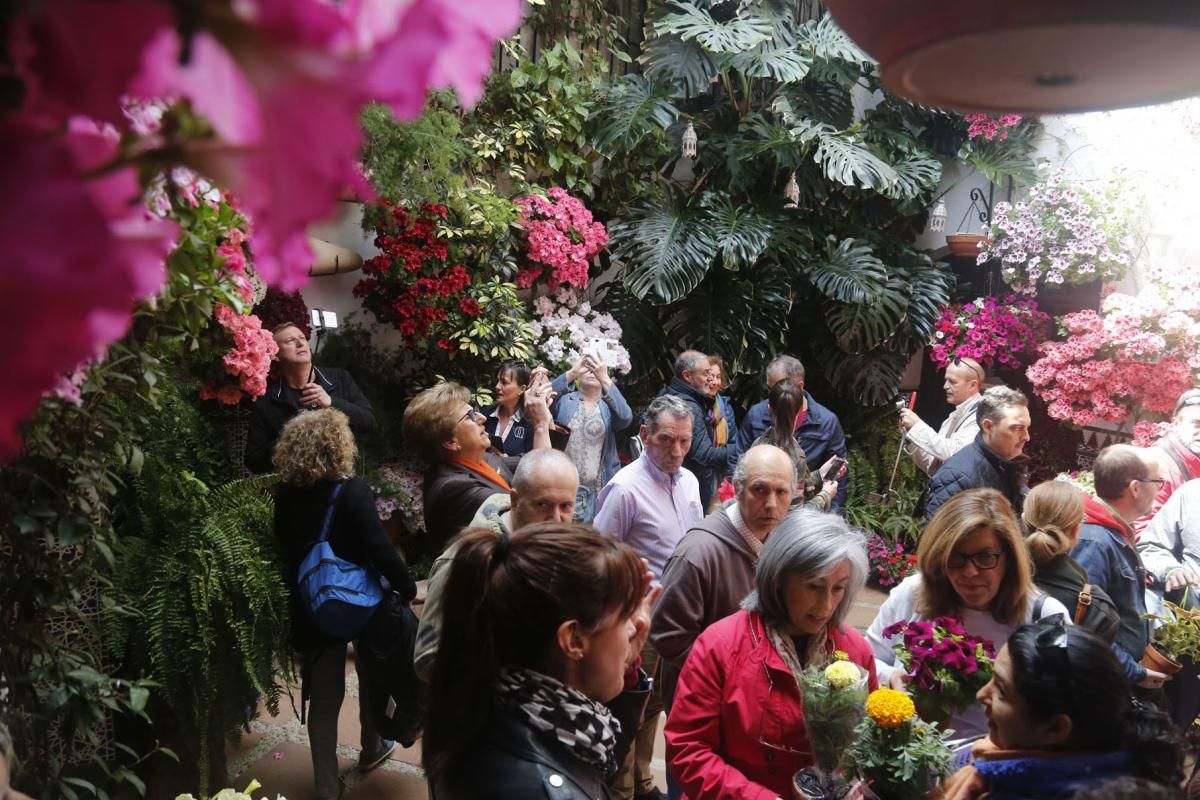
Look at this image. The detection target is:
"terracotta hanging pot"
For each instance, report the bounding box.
[822,1,1200,113]
[946,233,989,259]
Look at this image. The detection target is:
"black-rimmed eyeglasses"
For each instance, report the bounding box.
[947,549,1004,571]
[457,406,484,425]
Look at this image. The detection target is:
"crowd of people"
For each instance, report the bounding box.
[236,318,1200,800]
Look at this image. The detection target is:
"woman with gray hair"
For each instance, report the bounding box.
[664,511,877,799]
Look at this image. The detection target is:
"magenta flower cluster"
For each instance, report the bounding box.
[882,617,996,723]
[1027,266,1200,428]
[929,294,1050,371]
[866,534,918,588]
[980,169,1135,295]
[516,188,608,290]
[964,113,1022,141]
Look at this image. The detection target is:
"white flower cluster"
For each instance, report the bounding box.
[529,288,632,375]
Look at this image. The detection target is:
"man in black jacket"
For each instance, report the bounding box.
[245,322,376,473]
[924,386,1030,520]
[661,350,728,509]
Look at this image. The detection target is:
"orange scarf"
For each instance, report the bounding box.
[449,454,512,493]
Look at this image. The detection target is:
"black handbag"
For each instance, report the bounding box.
[357,592,426,746]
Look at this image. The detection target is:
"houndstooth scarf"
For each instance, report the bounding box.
[497,666,621,776]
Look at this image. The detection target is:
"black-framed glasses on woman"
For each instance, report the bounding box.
[947,549,1004,571]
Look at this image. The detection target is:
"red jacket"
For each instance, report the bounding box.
[665,609,878,800]
[1134,433,1200,536]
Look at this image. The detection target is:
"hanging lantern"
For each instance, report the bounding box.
[681,121,698,159]
[783,172,800,208]
[928,199,947,232]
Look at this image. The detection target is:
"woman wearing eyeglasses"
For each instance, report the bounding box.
[403,381,553,553]
[664,512,877,799]
[939,622,1184,799]
[866,488,1069,740]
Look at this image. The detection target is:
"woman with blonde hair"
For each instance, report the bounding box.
[866,488,1069,740]
[273,408,417,800]
[1022,481,1119,641]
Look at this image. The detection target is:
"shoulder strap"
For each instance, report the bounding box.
[1074,583,1093,626]
[315,480,345,544]
[1158,438,1197,481]
[1032,594,1046,621]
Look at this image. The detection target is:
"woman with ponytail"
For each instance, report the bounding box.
[940,622,1185,799]
[1023,481,1119,642]
[423,523,654,799]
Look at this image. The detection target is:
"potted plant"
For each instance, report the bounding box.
[929,294,1050,372]
[1143,600,1200,675]
[845,688,955,800]
[792,653,871,800]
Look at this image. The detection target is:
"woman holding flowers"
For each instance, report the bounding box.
[665,511,877,799]
[939,623,1184,798]
[866,489,1068,740]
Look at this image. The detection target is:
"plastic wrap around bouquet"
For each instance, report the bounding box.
[792,653,871,800]
[882,617,996,725]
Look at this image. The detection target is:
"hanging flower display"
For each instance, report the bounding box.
[1027,266,1200,428]
[963,112,1023,141]
[979,168,1137,295]
[199,305,278,405]
[515,188,608,290]
[929,294,1051,371]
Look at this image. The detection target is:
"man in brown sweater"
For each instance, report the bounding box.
[650,444,797,710]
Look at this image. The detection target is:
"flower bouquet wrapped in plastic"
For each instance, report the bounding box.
[882,617,995,725]
[792,652,870,800]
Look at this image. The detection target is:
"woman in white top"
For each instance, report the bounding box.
[867,488,1070,740]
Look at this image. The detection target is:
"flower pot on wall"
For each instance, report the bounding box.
[946,233,988,259]
[822,1,1200,114]
[1032,279,1103,318]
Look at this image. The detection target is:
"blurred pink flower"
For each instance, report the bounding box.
[0,118,178,459]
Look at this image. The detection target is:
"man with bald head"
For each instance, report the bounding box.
[901,357,985,476]
[413,449,579,680]
[651,444,799,710]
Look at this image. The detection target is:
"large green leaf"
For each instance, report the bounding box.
[881,154,943,201]
[655,2,774,53]
[592,75,681,156]
[794,15,873,65]
[818,348,911,406]
[703,194,774,270]
[641,34,718,97]
[894,251,954,350]
[812,131,900,192]
[611,194,718,305]
[805,236,889,304]
[825,273,910,353]
[725,20,812,83]
[961,119,1042,188]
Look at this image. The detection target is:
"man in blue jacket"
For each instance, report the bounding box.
[732,355,849,511]
[1071,444,1169,690]
[660,350,729,509]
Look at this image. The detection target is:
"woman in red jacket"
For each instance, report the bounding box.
[665,510,877,800]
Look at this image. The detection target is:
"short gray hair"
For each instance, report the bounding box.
[732,445,798,494]
[976,385,1027,427]
[644,394,692,433]
[512,448,578,494]
[742,510,868,630]
[766,354,805,384]
[673,350,708,379]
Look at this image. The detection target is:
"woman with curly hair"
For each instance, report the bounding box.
[273,408,416,800]
[940,622,1185,799]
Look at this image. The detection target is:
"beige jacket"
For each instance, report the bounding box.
[903,394,982,476]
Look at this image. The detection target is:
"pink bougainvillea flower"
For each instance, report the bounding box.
[132,0,523,291]
[10,0,171,128]
[0,118,178,459]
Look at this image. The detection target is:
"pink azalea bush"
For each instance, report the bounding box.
[1027,267,1200,428]
[2,0,521,461]
[980,169,1136,295]
[530,288,632,375]
[929,294,1050,371]
[964,113,1023,141]
[516,188,608,289]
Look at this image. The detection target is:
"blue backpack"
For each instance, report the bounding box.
[297,481,384,640]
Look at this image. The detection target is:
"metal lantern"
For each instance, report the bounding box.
[928,199,947,232]
[681,121,698,159]
[783,172,800,208]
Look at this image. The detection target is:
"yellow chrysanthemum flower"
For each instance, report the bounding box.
[824,660,861,689]
[866,688,915,729]
[833,649,849,661]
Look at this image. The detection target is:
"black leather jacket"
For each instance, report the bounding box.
[434,675,649,800]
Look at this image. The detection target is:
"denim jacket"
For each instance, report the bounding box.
[550,372,634,488]
[1070,514,1150,684]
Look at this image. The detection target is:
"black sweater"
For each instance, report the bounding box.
[275,477,416,650]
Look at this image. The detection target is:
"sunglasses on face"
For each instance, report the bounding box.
[457,406,485,425]
[951,357,984,383]
[947,549,1003,571]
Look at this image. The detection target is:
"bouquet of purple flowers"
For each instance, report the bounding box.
[882,617,996,725]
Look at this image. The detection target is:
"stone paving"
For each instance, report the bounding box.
[227,584,889,799]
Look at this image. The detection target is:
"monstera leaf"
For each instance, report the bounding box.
[704,195,775,271]
[805,236,889,304]
[825,273,910,354]
[794,14,873,65]
[641,34,718,96]
[816,347,912,407]
[611,192,718,305]
[592,75,681,156]
[655,2,775,53]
